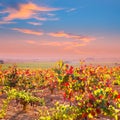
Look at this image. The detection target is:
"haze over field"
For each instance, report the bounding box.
[0,0,120,61]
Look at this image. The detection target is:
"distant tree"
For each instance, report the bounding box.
[114,63,120,66]
[0,60,4,64]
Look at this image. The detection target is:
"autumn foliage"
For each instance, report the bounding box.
[0,61,120,119]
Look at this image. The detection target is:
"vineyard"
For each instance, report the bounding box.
[0,61,120,120]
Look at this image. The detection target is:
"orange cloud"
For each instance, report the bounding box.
[3,2,61,21]
[12,28,43,36]
[48,31,95,42]
[24,40,87,57]
[49,31,69,38]
[25,40,86,47]
[25,40,61,46]
[26,40,36,44]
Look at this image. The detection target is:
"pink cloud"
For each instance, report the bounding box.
[12,28,43,36]
[26,40,36,44]
[48,31,95,42]
[34,16,59,21]
[49,31,69,38]
[2,2,61,21]
[47,13,56,17]
[28,22,42,26]
[23,40,87,57]
[25,40,86,47]
[34,16,48,21]
[0,21,16,24]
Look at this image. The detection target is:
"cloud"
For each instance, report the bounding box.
[28,22,42,26]
[34,16,59,21]
[26,40,36,44]
[47,13,56,17]
[34,16,48,21]
[25,40,86,47]
[66,8,76,12]
[48,31,95,42]
[49,31,70,38]
[0,21,16,25]
[1,2,61,21]
[0,10,9,14]
[12,28,43,36]
[48,18,59,21]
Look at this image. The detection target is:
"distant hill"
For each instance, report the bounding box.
[85,57,95,62]
[0,60,4,64]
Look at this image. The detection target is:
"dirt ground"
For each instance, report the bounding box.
[0,88,64,120]
[0,85,120,120]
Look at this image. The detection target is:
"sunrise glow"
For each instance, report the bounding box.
[0,0,120,60]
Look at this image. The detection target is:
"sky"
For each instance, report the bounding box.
[0,0,120,60]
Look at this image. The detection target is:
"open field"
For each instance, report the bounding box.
[0,61,120,120]
[1,60,120,70]
[1,62,55,70]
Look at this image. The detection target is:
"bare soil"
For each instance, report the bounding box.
[0,85,120,120]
